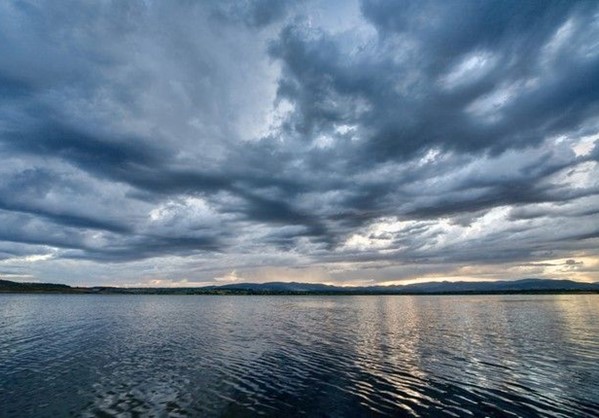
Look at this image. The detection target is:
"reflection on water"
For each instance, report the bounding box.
[1,294,598,417]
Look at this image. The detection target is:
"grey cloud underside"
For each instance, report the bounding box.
[274,1,599,159]
[0,0,598,281]
[212,0,303,28]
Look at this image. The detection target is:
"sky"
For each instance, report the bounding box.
[0,0,598,287]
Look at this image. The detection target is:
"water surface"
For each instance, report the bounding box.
[1,294,598,417]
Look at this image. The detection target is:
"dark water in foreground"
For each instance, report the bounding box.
[1,295,598,417]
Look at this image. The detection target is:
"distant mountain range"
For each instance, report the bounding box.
[1,278,598,295]
[204,278,599,294]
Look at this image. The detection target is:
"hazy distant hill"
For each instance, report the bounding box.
[213,282,339,292]
[0,279,73,293]
[210,279,599,294]
[1,278,598,295]
[384,278,599,293]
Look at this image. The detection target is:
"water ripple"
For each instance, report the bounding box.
[1,294,598,417]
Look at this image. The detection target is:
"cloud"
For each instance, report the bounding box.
[211,0,302,28]
[0,0,598,285]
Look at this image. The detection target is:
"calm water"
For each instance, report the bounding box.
[1,295,598,417]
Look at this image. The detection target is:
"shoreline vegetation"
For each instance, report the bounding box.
[1,278,598,296]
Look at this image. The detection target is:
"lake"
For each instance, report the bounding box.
[1,294,598,417]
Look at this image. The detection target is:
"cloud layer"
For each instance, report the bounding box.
[1,0,598,285]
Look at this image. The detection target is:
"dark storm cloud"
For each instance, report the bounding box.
[273,0,599,161]
[0,201,129,233]
[0,0,598,283]
[265,0,599,237]
[4,121,164,176]
[212,0,302,28]
[0,207,224,263]
[61,235,223,263]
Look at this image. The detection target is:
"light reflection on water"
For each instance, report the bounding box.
[1,294,598,417]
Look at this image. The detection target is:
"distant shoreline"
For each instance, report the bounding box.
[1,290,598,296]
[1,278,598,296]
